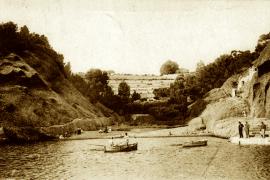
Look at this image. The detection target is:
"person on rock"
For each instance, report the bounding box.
[123,132,129,145]
[260,122,267,138]
[244,121,250,138]
[238,121,244,138]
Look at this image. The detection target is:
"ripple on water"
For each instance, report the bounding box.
[0,137,270,179]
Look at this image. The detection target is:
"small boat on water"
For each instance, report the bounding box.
[104,143,138,153]
[182,139,208,148]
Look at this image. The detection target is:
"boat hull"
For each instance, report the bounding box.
[182,140,207,148]
[104,143,138,153]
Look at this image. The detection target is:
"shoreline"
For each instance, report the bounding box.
[1,126,228,144]
[60,133,217,141]
[56,126,226,141]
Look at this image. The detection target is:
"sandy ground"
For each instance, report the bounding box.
[229,136,270,145]
[65,125,270,146]
[135,126,211,138]
[64,126,212,141]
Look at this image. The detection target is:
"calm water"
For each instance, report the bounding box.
[0,137,270,180]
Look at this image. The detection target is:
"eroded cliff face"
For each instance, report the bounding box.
[0,53,116,142]
[248,43,270,118]
[188,43,270,137]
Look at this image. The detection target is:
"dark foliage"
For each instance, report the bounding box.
[131,91,141,102]
[85,69,110,103]
[153,88,170,99]
[160,60,179,75]
[0,22,65,84]
[255,32,270,54]
[0,22,64,67]
[169,50,258,104]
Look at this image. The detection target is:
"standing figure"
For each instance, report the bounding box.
[110,137,114,146]
[238,122,244,138]
[260,122,267,138]
[104,126,108,133]
[124,132,129,145]
[244,122,250,138]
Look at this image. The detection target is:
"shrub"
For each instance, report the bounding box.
[160,60,179,75]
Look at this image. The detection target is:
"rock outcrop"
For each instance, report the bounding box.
[0,53,117,142]
[188,42,270,138]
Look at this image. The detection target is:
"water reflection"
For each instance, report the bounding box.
[0,137,270,180]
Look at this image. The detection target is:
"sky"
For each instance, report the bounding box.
[1,0,270,74]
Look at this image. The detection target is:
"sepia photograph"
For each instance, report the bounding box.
[0,0,270,179]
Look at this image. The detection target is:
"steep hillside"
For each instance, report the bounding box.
[188,42,270,138]
[0,52,115,142]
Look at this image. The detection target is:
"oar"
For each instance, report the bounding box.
[88,144,106,151]
[170,143,183,146]
[88,143,105,147]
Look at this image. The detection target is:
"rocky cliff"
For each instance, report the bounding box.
[0,52,117,142]
[188,42,270,138]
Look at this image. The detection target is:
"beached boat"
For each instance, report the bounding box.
[182,139,208,148]
[104,142,138,153]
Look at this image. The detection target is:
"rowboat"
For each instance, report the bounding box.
[104,142,138,153]
[182,139,207,148]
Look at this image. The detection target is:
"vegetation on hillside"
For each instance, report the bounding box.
[64,30,270,125]
[0,22,65,80]
[153,32,270,122]
[5,21,270,126]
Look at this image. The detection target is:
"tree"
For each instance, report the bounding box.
[169,76,187,104]
[160,60,179,75]
[255,32,270,54]
[131,91,141,102]
[85,69,109,86]
[0,22,18,55]
[153,88,170,99]
[118,81,130,100]
[85,69,110,103]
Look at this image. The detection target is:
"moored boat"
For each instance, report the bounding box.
[104,142,138,153]
[182,139,207,148]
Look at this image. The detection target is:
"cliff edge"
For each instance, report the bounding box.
[188,42,270,138]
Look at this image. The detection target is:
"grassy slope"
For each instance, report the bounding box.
[0,52,116,141]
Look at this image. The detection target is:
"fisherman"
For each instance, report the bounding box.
[77,128,82,135]
[260,122,267,138]
[238,122,244,138]
[110,137,114,146]
[244,121,250,138]
[123,132,129,145]
[104,126,108,133]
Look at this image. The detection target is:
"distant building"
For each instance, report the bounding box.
[108,74,178,100]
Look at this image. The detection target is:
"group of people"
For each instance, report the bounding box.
[238,121,267,138]
[99,126,112,133]
[109,132,129,146]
